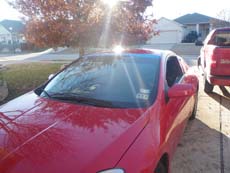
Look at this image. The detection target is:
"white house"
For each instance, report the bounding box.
[0,24,12,45]
[0,20,25,45]
[147,17,185,44]
[0,20,26,52]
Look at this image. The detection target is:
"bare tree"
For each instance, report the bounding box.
[211,9,230,28]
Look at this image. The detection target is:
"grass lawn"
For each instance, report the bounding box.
[0,62,64,104]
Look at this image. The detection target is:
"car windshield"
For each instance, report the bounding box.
[40,54,160,108]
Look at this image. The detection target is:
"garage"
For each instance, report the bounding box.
[147,17,185,44]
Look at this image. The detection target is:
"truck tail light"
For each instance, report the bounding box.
[210,56,217,68]
[210,49,218,68]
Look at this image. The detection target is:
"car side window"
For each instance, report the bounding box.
[166,56,183,87]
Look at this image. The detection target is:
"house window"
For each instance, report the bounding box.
[0,36,6,43]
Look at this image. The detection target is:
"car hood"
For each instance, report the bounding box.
[0,92,149,173]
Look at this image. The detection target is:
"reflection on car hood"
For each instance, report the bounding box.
[0,92,149,173]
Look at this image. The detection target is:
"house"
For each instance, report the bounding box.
[147,13,230,45]
[174,13,230,41]
[0,19,25,45]
[0,20,25,52]
[0,24,12,45]
[147,17,185,44]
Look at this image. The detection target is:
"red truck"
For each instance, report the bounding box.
[198,27,230,93]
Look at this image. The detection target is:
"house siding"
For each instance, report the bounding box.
[147,18,185,44]
[0,24,12,44]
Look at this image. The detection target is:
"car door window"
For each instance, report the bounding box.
[166,56,184,87]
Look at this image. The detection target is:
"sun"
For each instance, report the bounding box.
[113,45,124,54]
[101,0,120,8]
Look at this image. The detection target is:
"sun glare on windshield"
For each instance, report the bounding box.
[101,0,120,8]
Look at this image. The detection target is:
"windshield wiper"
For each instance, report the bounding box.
[49,93,115,107]
[40,88,51,98]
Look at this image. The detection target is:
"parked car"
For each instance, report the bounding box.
[198,27,230,93]
[0,49,199,173]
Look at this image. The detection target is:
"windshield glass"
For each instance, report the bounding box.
[41,54,160,108]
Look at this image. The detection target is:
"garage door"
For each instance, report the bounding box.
[148,30,182,44]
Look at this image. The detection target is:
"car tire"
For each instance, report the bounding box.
[204,79,213,93]
[190,90,198,120]
[155,162,167,173]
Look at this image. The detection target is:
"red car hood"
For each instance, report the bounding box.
[0,92,149,173]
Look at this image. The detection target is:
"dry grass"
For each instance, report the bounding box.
[1,62,64,103]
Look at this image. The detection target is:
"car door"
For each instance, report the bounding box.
[160,56,192,155]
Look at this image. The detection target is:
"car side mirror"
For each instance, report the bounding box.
[168,83,196,98]
[48,74,54,80]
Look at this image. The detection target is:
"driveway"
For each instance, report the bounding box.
[171,66,230,172]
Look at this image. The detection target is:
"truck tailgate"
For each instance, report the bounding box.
[216,47,230,76]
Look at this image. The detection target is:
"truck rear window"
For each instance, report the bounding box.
[209,30,230,46]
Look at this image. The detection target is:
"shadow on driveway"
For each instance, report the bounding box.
[208,86,230,110]
[172,118,229,173]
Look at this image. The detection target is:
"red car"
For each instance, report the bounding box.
[198,27,230,93]
[0,49,199,173]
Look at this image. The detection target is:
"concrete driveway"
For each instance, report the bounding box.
[171,67,230,172]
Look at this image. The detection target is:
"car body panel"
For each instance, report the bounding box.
[0,92,149,173]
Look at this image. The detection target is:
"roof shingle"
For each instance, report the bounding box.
[174,13,217,24]
[0,20,24,34]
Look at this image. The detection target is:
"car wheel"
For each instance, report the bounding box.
[190,90,198,120]
[204,79,213,93]
[154,162,167,173]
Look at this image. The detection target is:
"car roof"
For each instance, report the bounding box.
[85,48,174,59]
[214,27,230,32]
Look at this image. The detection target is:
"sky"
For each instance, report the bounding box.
[0,0,229,21]
[0,0,23,21]
[153,0,230,19]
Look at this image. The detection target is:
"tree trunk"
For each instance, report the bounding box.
[79,47,85,57]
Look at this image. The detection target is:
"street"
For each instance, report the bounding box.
[0,49,79,65]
